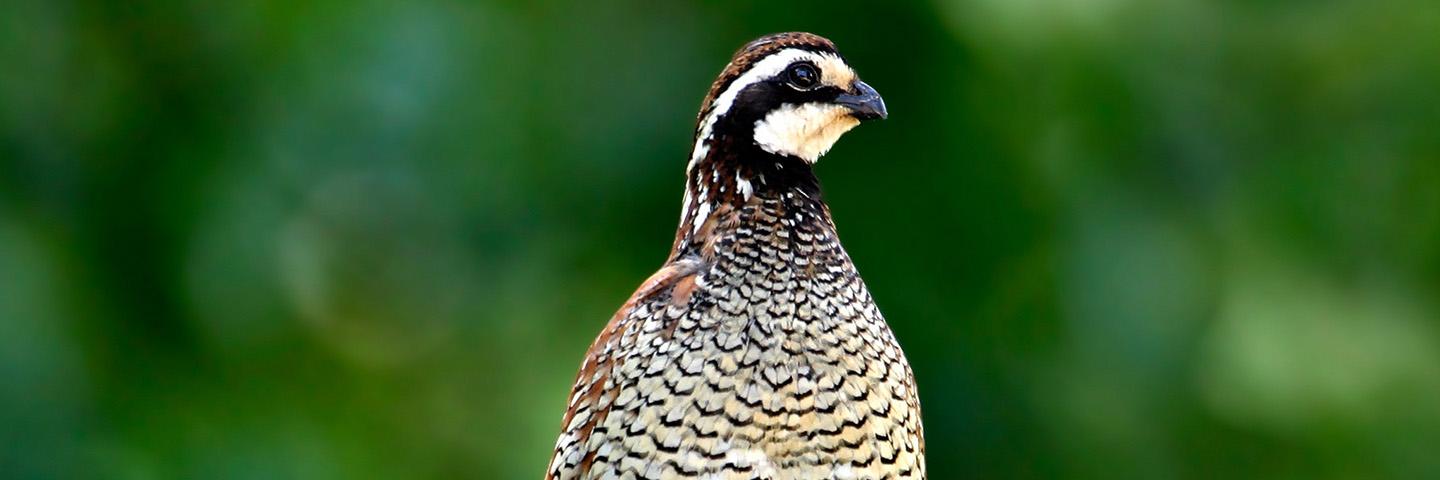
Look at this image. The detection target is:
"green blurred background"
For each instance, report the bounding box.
[3,0,1439,478]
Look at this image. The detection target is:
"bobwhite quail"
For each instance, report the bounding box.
[547,32,925,479]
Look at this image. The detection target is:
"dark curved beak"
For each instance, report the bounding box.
[835,80,887,121]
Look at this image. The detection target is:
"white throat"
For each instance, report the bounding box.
[752,102,862,163]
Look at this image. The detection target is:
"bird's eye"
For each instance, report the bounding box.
[786,63,819,90]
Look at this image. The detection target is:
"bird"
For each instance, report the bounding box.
[547,32,925,480]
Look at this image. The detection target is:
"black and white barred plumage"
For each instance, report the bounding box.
[547,32,923,480]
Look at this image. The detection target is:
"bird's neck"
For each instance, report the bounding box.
[669,139,831,261]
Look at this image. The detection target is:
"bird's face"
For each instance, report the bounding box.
[694,35,886,165]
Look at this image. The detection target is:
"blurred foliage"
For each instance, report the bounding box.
[2,0,1439,478]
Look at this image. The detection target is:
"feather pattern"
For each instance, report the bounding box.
[547,32,925,480]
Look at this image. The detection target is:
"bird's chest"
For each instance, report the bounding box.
[603,201,918,478]
[695,222,870,365]
[676,229,896,449]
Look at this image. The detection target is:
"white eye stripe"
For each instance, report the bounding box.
[709,50,822,119]
[687,49,853,173]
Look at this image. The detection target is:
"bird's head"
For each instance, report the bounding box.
[691,32,886,166]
